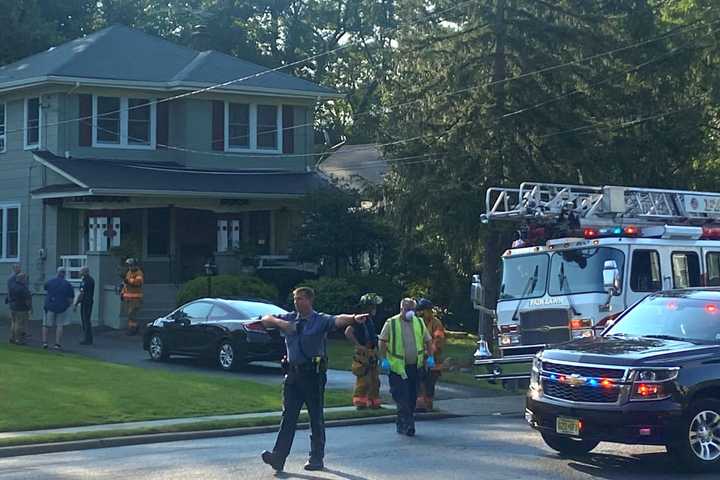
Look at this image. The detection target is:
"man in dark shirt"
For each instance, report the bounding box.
[42,267,75,350]
[74,266,95,345]
[259,286,370,473]
[8,273,31,345]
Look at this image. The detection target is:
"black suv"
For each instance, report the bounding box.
[526,289,720,473]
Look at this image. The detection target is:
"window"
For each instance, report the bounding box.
[225,102,282,153]
[25,97,40,149]
[208,304,236,321]
[249,211,271,255]
[0,103,5,152]
[630,250,662,292]
[93,96,156,149]
[548,247,625,296]
[147,208,170,256]
[672,251,701,288]
[179,302,213,324]
[499,254,549,301]
[228,103,250,149]
[0,205,20,261]
[707,252,720,286]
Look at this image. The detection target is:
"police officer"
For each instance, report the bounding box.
[260,286,370,473]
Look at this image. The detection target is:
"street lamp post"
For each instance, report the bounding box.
[204,261,217,298]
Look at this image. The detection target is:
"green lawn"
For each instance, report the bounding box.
[0,344,350,432]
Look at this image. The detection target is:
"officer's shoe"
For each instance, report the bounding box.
[304,459,324,471]
[261,450,284,472]
[406,427,416,437]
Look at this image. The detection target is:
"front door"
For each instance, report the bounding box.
[176,208,217,282]
[174,301,213,354]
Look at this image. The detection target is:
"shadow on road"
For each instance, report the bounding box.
[563,451,700,479]
[274,469,371,480]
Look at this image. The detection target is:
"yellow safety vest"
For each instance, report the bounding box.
[386,314,427,379]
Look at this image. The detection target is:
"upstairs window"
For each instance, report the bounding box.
[93,96,156,149]
[0,103,5,152]
[224,102,281,153]
[24,97,41,149]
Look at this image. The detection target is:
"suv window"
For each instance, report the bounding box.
[707,252,720,286]
[630,250,662,292]
[671,252,701,288]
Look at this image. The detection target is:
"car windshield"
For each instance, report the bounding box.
[500,254,549,301]
[605,293,720,344]
[225,301,288,319]
[549,247,624,296]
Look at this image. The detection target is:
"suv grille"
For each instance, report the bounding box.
[541,361,626,404]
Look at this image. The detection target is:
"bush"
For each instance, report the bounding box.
[289,277,357,314]
[256,268,318,310]
[177,274,279,307]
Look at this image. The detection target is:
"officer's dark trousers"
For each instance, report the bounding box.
[389,364,418,432]
[273,370,327,465]
[80,302,93,343]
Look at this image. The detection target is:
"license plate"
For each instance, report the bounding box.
[556,417,581,436]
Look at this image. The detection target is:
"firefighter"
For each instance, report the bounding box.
[121,258,144,336]
[345,293,383,409]
[415,298,445,412]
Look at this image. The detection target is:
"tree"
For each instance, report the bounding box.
[290,187,396,277]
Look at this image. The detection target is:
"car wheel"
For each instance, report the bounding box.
[667,399,720,473]
[217,340,239,371]
[148,334,169,361]
[540,432,599,456]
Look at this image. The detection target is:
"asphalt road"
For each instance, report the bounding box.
[1,415,714,480]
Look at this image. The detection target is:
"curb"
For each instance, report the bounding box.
[0,412,460,459]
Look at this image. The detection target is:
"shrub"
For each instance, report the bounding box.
[177,274,279,306]
[288,277,357,314]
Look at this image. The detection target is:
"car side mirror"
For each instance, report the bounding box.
[603,260,621,295]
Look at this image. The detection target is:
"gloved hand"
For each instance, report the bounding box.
[380,358,390,372]
[426,355,436,369]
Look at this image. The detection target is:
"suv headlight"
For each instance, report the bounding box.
[629,368,679,401]
[530,354,542,390]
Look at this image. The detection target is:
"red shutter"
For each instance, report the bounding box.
[212,100,225,151]
[156,100,169,149]
[79,94,92,147]
[282,105,295,154]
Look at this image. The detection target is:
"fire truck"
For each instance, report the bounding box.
[472,182,720,381]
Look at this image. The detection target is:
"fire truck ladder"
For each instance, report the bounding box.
[481,182,720,227]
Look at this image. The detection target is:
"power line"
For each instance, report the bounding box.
[1,0,481,138]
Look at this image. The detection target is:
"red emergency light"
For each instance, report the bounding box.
[583,225,641,240]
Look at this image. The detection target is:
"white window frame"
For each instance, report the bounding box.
[0,204,21,262]
[224,102,282,154]
[24,97,42,150]
[0,102,6,153]
[92,96,157,150]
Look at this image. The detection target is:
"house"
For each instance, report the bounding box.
[0,25,341,328]
[318,144,388,191]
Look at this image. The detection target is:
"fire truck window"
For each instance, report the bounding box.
[630,250,662,292]
[707,252,720,287]
[671,252,701,289]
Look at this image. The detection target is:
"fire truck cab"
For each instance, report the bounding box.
[473,182,720,381]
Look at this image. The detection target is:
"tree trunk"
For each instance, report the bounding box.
[481,0,509,350]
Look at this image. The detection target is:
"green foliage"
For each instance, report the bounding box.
[291,187,397,276]
[177,274,278,307]
[289,277,358,314]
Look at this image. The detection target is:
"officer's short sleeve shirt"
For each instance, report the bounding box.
[277,311,337,363]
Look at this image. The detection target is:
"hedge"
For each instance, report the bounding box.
[177,274,279,307]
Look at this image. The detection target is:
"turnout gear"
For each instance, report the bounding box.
[416,301,446,412]
[121,261,144,334]
[350,292,383,409]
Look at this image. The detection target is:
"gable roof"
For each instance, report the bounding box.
[31,151,330,199]
[318,144,387,190]
[0,25,339,98]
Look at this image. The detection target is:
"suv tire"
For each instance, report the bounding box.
[540,432,599,456]
[667,399,720,473]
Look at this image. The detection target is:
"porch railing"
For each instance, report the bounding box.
[60,255,88,286]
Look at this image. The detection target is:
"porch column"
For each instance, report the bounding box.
[86,252,124,329]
